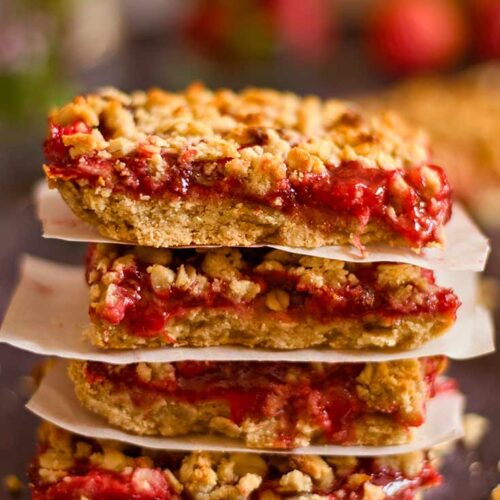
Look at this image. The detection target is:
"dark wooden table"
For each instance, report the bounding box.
[0,40,498,499]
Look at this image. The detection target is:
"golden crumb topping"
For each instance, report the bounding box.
[49,83,429,179]
[33,422,432,499]
[84,244,458,337]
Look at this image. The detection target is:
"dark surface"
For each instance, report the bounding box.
[0,39,499,499]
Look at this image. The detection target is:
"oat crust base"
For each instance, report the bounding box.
[54,180,408,248]
[87,307,452,350]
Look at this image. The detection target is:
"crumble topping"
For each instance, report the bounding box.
[49,84,429,173]
[31,422,440,500]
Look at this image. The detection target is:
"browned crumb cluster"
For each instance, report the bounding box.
[48,84,429,175]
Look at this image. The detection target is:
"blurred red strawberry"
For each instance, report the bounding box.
[366,0,468,75]
[183,0,275,59]
[184,0,335,62]
[267,0,335,62]
[183,1,232,56]
[473,0,500,59]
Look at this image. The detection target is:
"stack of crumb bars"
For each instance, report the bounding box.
[12,85,491,498]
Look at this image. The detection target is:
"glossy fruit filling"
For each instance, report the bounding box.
[45,121,452,247]
[83,359,446,447]
[30,462,178,500]
[86,245,460,340]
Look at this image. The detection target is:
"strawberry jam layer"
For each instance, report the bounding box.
[83,359,445,447]
[30,450,179,500]
[86,245,460,340]
[31,467,178,500]
[45,121,452,248]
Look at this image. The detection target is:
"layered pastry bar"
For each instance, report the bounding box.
[31,422,441,500]
[43,84,452,250]
[86,244,460,350]
[68,357,448,449]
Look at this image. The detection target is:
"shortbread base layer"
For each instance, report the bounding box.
[88,309,453,350]
[54,180,411,248]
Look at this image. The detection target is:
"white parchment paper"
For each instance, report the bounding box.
[35,182,490,271]
[1,256,494,364]
[27,361,465,456]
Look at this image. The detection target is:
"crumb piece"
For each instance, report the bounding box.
[134,247,173,266]
[290,456,334,491]
[326,456,358,477]
[3,475,23,496]
[462,413,490,450]
[469,461,482,474]
[228,279,261,302]
[374,451,423,478]
[175,265,197,289]
[491,484,500,500]
[278,470,313,494]
[148,264,176,292]
[265,289,290,311]
[363,481,386,500]
[347,473,371,490]
[179,453,218,495]
[209,417,242,439]
[237,473,262,496]
[229,453,268,478]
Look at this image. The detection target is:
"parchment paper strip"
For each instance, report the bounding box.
[1,256,493,364]
[27,361,465,456]
[35,182,490,271]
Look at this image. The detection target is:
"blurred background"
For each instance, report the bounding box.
[1,1,500,499]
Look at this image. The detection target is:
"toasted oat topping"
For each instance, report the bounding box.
[88,245,440,307]
[33,422,436,500]
[48,83,429,179]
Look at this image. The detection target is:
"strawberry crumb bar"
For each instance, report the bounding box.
[43,84,452,250]
[86,244,460,350]
[68,357,448,449]
[30,422,441,500]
